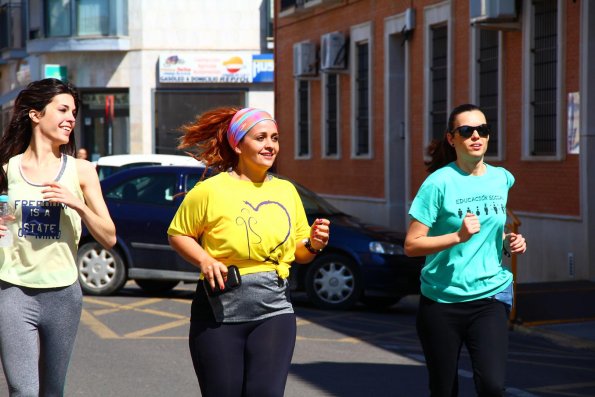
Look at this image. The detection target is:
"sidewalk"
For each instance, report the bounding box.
[511,280,595,351]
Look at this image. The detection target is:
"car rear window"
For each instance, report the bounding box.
[97,162,161,180]
[106,174,177,205]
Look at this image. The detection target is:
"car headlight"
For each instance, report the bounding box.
[369,241,405,255]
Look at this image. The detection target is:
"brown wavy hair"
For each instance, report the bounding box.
[0,78,80,192]
[425,103,482,173]
[178,107,241,173]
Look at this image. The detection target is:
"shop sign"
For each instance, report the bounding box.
[159,52,274,84]
[567,92,579,155]
[252,54,274,83]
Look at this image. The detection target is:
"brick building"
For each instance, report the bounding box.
[274,0,595,284]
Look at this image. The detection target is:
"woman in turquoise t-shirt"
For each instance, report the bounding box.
[168,107,330,397]
[405,104,527,397]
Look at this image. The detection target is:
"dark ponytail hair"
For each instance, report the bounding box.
[425,103,482,173]
[0,78,80,191]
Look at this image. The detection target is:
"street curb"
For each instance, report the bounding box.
[511,323,595,352]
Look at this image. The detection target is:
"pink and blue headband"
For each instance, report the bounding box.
[227,108,276,149]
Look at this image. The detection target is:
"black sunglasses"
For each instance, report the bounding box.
[452,124,491,138]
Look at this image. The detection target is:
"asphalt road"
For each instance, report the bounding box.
[0,282,594,396]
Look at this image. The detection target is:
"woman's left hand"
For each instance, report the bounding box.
[310,218,330,251]
[506,232,527,254]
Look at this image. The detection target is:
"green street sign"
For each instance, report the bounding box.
[44,64,68,81]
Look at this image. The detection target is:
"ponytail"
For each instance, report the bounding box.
[425,135,456,173]
[178,107,240,173]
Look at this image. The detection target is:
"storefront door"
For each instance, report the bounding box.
[80,91,129,160]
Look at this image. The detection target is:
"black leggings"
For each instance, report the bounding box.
[416,295,509,397]
[189,313,297,397]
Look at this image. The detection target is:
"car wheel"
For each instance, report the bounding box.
[77,242,127,296]
[305,254,363,310]
[135,279,179,294]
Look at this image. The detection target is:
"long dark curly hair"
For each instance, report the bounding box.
[0,78,80,192]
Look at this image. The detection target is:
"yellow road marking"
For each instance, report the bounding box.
[527,381,595,396]
[124,318,189,338]
[81,309,119,339]
[296,335,361,344]
[522,317,595,327]
[170,298,192,305]
[131,307,187,320]
[85,297,163,315]
[507,358,595,372]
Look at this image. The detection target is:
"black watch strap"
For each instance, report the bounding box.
[305,238,323,254]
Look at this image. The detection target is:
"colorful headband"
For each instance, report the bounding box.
[227,108,276,148]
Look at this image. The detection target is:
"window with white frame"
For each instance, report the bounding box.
[424,2,451,147]
[40,0,128,38]
[295,79,311,158]
[46,0,71,36]
[350,22,372,158]
[430,25,447,140]
[322,72,340,158]
[473,28,501,158]
[523,0,564,158]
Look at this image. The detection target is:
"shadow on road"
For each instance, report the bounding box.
[290,362,427,396]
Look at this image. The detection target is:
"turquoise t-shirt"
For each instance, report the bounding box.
[408,162,514,303]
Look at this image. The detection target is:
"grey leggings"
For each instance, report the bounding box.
[0,281,82,397]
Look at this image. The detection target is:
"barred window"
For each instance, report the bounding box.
[531,0,557,156]
[297,80,310,157]
[323,73,339,157]
[0,2,24,50]
[478,29,499,157]
[355,42,370,156]
[430,25,447,140]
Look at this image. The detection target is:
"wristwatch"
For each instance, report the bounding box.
[304,238,324,255]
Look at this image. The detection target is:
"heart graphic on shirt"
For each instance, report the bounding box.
[238,200,291,261]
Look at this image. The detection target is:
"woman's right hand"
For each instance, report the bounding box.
[0,224,8,238]
[201,261,229,291]
[458,212,480,243]
[0,214,15,237]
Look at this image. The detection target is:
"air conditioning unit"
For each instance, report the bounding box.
[293,41,317,77]
[470,0,517,24]
[320,32,347,71]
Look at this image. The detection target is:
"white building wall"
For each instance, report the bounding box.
[128,50,159,154]
[247,89,276,116]
[125,0,273,153]
[514,215,587,283]
[129,0,262,50]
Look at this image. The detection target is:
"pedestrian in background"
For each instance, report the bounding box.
[168,107,330,397]
[76,147,88,160]
[0,78,116,396]
[405,103,526,396]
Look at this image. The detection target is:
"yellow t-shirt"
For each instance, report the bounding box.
[0,154,83,288]
[167,172,310,279]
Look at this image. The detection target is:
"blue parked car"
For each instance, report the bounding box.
[77,165,422,310]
